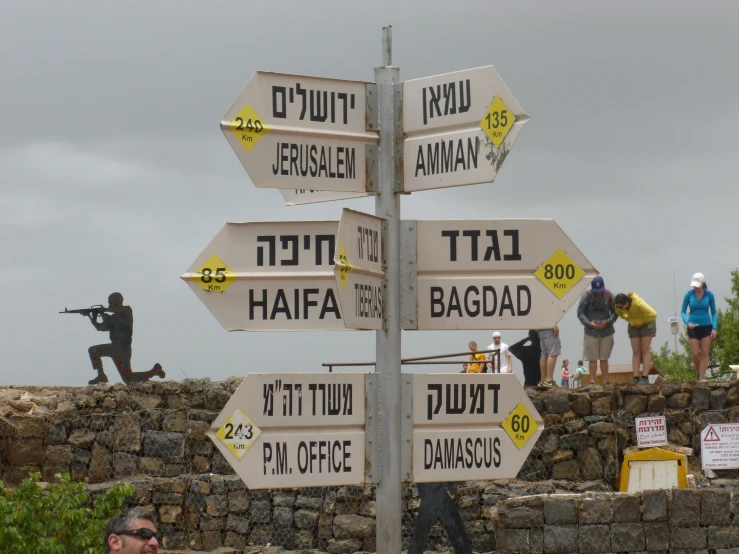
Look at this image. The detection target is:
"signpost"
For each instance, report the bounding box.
[403,66,529,193]
[334,208,384,330]
[407,374,543,482]
[221,72,378,193]
[207,373,368,488]
[403,219,597,330]
[181,221,345,331]
[178,26,604,554]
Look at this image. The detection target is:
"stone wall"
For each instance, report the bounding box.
[2,378,739,552]
[492,488,739,553]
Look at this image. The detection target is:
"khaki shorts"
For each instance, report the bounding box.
[539,330,561,357]
[583,333,614,361]
[628,320,657,339]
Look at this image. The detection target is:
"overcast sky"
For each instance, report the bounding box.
[1,0,737,386]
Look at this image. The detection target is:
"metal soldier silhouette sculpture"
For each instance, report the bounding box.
[509,330,541,387]
[409,483,472,554]
[62,292,165,385]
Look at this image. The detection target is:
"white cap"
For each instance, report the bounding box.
[690,272,705,288]
[492,331,501,338]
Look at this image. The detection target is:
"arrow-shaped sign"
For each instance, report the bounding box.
[403,219,598,330]
[181,221,346,331]
[408,373,543,483]
[207,373,368,489]
[334,208,384,330]
[403,66,529,193]
[221,72,378,193]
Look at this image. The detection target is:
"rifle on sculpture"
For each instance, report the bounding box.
[59,305,111,317]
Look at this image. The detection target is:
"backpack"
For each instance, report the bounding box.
[586,289,611,313]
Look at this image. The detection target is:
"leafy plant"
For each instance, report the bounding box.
[715,269,739,376]
[0,472,134,554]
[652,340,696,382]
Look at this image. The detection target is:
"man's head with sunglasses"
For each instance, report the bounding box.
[105,507,159,554]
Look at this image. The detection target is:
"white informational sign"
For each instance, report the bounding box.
[280,189,368,206]
[409,374,543,483]
[334,208,384,330]
[208,373,368,489]
[407,219,598,330]
[635,416,668,448]
[701,424,739,470]
[403,66,529,193]
[221,72,378,193]
[181,221,346,331]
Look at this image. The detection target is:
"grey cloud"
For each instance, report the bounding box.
[0,0,738,385]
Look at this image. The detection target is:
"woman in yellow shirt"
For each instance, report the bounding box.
[614,293,658,383]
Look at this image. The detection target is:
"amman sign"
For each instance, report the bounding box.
[208,373,368,489]
[408,373,543,483]
[181,221,345,331]
[403,66,529,193]
[221,72,378,193]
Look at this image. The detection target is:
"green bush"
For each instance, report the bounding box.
[0,472,134,554]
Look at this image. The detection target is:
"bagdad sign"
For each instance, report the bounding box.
[181,221,345,331]
[403,219,597,330]
[221,72,378,193]
[208,373,368,488]
[403,66,529,193]
[407,373,543,483]
[334,208,384,330]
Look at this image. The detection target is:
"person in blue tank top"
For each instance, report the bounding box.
[681,272,718,380]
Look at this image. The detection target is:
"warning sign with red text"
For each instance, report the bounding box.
[635,416,668,448]
[701,424,739,470]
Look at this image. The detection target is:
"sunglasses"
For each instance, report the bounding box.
[118,528,159,541]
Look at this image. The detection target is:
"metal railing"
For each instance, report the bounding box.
[323,348,501,373]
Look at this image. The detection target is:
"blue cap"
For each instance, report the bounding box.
[591,276,605,292]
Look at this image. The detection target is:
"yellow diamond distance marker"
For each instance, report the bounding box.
[192,253,236,293]
[230,103,270,152]
[502,402,539,449]
[336,243,353,290]
[534,249,586,299]
[215,408,261,460]
[480,96,516,148]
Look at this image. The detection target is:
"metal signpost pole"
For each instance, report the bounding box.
[375,26,402,554]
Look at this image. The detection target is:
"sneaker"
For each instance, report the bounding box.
[152,363,166,379]
[88,373,108,385]
[538,380,554,388]
[640,376,649,383]
[632,377,640,384]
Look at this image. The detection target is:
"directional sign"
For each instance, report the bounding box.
[181,221,346,331]
[404,219,597,330]
[221,72,378,193]
[208,373,368,489]
[403,66,529,193]
[280,189,368,206]
[408,373,543,483]
[334,208,384,330]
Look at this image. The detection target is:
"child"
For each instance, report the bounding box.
[560,359,570,388]
[573,360,587,388]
